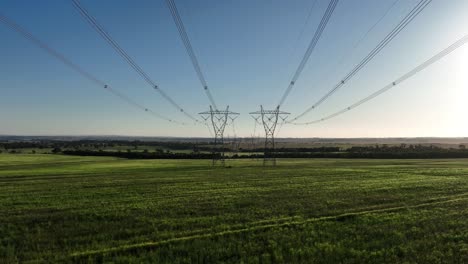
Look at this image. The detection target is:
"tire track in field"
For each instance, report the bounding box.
[70,193,468,259]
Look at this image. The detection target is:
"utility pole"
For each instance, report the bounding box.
[200,106,239,166]
[250,106,289,166]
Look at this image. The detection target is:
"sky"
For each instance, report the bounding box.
[1,0,467,138]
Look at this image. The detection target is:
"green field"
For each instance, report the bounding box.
[0,154,467,263]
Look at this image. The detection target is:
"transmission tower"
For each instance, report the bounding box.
[200,106,239,166]
[250,106,290,166]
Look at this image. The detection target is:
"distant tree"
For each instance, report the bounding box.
[51,147,62,154]
[156,149,164,154]
[31,150,36,154]
[459,144,466,150]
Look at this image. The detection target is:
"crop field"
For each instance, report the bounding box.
[0,154,467,263]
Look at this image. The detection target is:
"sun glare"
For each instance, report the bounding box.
[450,44,468,136]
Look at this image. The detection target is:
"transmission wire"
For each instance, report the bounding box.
[289,34,468,125]
[285,0,318,73]
[292,0,432,121]
[165,0,218,110]
[313,0,400,96]
[71,0,199,124]
[0,13,182,124]
[278,0,339,108]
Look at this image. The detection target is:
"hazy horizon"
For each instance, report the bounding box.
[2,134,468,140]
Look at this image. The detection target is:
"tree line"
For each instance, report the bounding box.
[2,140,468,159]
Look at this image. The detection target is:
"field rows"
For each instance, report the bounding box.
[0,155,467,263]
[71,193,468,258]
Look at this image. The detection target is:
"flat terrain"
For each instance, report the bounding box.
[0,155,467,263]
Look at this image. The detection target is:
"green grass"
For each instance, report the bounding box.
[0,154,467,263]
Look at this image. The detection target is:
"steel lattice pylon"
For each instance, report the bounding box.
[250,106,289,166]
[200,106,239,166]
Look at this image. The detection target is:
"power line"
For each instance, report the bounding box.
[348,0,401,60]
[285,0,318,70]
[165,0,218,110]
[278,0,339,108]
[291,0,432,121]
[339,0,400,67]
[71,0,199,123]
[289,34,468,125]
[313,0,400,93]
[0,12,183,124]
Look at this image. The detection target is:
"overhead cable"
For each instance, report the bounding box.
[0,13,182,124]
[314,0,400,91]
[292,0,432,121]
[165,0,218,110]
[278,0,339,108]
[71,0,198,123]
[290,34,468,125]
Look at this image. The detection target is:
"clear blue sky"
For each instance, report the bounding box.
[1,0,467,137]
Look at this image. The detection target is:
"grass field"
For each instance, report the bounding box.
[0,154,467,263]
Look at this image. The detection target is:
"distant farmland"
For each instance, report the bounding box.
[0,154,467,263]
